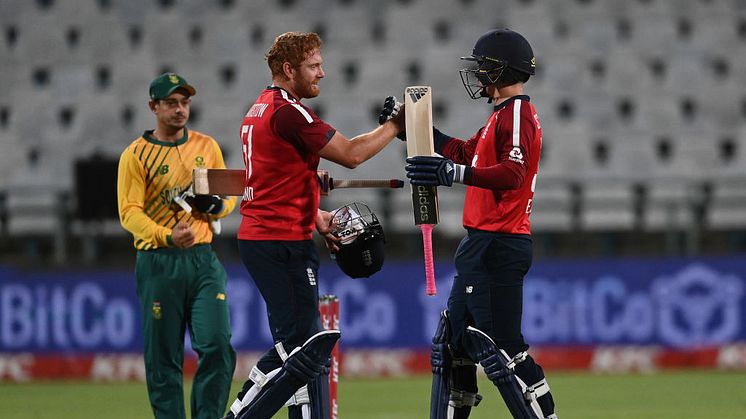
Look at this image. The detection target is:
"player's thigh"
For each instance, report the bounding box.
[238,240,321,346]
[135,251,188,358]
[189,249,232,349]
[477,235,533,347]
[482,234,532,286]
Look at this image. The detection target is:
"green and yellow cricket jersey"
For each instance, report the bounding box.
[117,128,236,250]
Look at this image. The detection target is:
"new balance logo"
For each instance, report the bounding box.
[406,87,429,103]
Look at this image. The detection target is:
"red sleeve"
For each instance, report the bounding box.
[467,162,524,190]
[496,111,534,169]
[463,111,536,191]
[273,103,336,154]
[440,127,483,165]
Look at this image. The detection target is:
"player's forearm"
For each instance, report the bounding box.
[467,162,525,190]
[344,123,399,167]
[440,134,477,165]
[119,207,172,247]
[432,128,453,155]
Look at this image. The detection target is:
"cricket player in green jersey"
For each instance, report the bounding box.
[117,72,237,419]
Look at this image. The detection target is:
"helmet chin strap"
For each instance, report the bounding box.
[480,86,493,104]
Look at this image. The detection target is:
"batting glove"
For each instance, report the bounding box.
[185,194,224,215]
[378,96,406,141]
[405,156,467,187]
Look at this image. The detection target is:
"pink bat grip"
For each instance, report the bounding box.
[420,224,437,296]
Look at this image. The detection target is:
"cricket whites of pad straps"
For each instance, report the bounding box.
[430,311,482,419]
[463,326,556,419]
[230,330,340,419]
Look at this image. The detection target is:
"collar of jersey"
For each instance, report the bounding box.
[143,128,189,147]
[493,95,530,112]
[268,85,299,102]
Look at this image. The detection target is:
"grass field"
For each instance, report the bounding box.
[3,371,746,418]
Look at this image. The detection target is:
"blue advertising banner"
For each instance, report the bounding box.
[1,257,745,353]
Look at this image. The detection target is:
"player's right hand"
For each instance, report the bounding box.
[171,221,195,248]
[406,155,459,187]
[378,96,406,140]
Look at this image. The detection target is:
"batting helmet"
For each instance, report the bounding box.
[330,202,385,279]
[460,29,535,99]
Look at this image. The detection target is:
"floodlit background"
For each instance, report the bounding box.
[1,0,746,417]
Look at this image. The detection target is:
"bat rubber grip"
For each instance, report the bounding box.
[420,224,437,296]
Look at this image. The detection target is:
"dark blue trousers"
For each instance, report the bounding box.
[448,229,533,358]
[238,239,322,373]
[447,229,555,415]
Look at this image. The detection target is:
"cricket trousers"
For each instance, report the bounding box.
[136,244,236,419]
[235,239,325,418]
[448,229,555,415]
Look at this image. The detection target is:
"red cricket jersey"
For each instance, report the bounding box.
[237,87,336,240]
[462,96,542,234]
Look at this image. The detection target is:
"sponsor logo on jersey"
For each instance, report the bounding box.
[509,147,524,164]
[158,165,169,175]
[195,156,205,167]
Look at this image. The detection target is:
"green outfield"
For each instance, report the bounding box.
[2,371,745,418]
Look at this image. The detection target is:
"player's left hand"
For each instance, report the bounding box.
[405,156,461,187]
[185,194,223,214]
[378,96,406,140]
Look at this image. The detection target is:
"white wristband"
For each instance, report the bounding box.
[453,164,467,184]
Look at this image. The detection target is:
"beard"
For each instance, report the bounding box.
[298,79,320,99]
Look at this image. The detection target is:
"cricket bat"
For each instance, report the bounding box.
[405,86,439,296]
[193,168,403,196]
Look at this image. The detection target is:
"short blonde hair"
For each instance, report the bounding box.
[266,32,323,79]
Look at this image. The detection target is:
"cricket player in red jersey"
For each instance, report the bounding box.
[404,29,558,418]
[225,32,404,419]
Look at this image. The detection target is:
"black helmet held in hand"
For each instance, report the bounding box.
[460,29,535,99]
[330,202,385,279]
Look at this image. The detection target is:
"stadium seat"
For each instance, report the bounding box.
[705,178,746,230]
[641,178,700,232]
[579,180,637,232]
[2,0,745,257]
[531,178,576,233]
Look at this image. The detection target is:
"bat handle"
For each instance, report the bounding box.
[420,224,437,296]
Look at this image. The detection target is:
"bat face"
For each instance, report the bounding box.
[405,86,440,225]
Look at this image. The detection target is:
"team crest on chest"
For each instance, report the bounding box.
[152,301,162,319]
